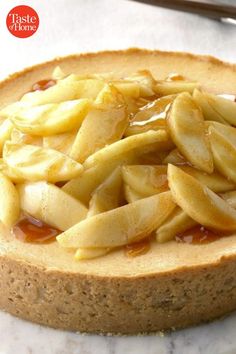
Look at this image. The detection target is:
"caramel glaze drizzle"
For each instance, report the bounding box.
[176,225,220,244]
[31,79,56,92]
[125,237,151,257]
[13,215,60,244]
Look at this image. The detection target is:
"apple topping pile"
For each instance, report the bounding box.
[1,67,236,260]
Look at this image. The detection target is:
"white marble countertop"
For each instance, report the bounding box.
[1,310,236,354]
[1,0,236,353]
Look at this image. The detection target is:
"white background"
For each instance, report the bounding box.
[0,0,236,79]
[1,1,236,354]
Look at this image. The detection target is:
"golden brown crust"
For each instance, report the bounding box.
[1,48,236,108]
[1,49,236,333]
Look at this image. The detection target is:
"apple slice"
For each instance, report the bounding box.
[64,131,172,206]
[0,173,20,227]
[139,150,166,165]
[83,130,173,169]
[3,142,83,182]
[17,182,87,231]
[10,99,90,136]
[221,191,236,209]
[43,131,76,155]
[112,81,140,98]
[168,164,236,232]
[75,247,110,260]
[167,92,213,173]
[52,66,66,80]
[206,121,236,147]
[155,81,199,96]
[122,165,168,196]
[0,102,29,119]
[20,76,105,105]
[63,151,137,206]
[11,128,42,146]
[125,70,156,97]
[156,207,197,243]
[163,148,187,165]
[88,167,122,217]
[193,89,228,124]
[124,185,144,203]
[209,126,236,183]
[180,166,235,193]
[57,191,175,248]
[0,119,13,154]
[70,85,128,163]
[0,159,24,183]
[203,91,236,126]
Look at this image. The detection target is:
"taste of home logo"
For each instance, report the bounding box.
[6,5,39,38]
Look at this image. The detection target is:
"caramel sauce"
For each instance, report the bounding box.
[158,179,169,191]
[13,215,60,243]
[55,181,67,188]
[166,73,185,81]
[125,237,151,257]
[31,79,56,92]
[175,225,220,244]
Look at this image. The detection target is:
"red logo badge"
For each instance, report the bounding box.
[6,5,39,38]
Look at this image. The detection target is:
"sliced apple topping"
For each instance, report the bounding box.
[10,99,90,136]
[180,166,235,193]
[84,129,173,169]
[122,165,168,197]
[1,67,236,260]
[156,207,197,243]
[201,91,236,126]
[51,66,66,80]
[0,158,24,183]
[155,81,199,96]
[57,191,175,248]
[0,119,13,154]
[88,167,122,217]
[3,142,83,182]
[75,247,110,261]
[11,128,42,146]
[70,85,128,163]
[125,70,156,97]
[63,153,137,206]
[168,164,236,232]
[0,173,20,227]
[209,126,236,183]
[221,191,236,209]
[167,92,213,173]
[20,76,105,105]
[163,148,188,165]
[112,81,140,98]
[207,121,236,147]
[43,131,76,155]
[17,182,87,231]
[193,89,228,124]
[124,185,144,203]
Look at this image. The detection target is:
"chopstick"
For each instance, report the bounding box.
[129,0,236,21]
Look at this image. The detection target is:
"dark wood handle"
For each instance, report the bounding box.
[130,0,236,20]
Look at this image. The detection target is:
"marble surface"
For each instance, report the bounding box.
[1,0,236,353]
[1,310,236,354]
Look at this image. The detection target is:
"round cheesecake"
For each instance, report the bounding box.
[1,48,236,334]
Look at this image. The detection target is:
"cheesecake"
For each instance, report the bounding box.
[0,49,236,334]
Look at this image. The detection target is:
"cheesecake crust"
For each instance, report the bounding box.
[0,49,236,333]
